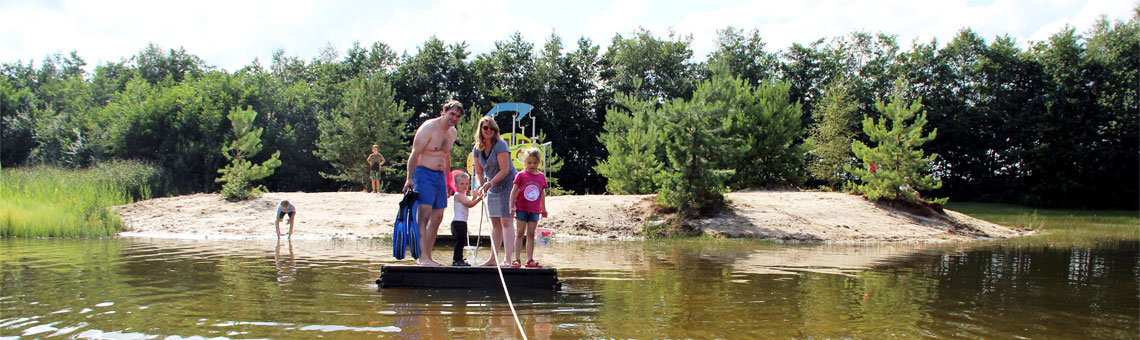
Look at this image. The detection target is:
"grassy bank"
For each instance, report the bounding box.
[948,202,1139,244]
[1,161,161,237]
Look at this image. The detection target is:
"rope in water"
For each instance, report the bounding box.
[472,197,527,340]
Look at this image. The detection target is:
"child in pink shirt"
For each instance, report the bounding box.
[508,148,548,268]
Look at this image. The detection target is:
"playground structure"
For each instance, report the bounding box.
[468,102,553,174]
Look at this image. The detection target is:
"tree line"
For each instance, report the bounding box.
[1,10,1135,209]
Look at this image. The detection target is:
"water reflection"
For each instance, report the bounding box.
[732,243,966,276]
[375,286,567,339]
[0,238,1136,339]
[275,240,296,283]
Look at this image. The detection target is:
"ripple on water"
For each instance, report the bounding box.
[21,322,58,336]
[299,324,402,333]
[2,238,1136,339]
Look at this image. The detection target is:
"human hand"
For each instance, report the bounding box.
[403,180,413,193]
[541,209,548,218]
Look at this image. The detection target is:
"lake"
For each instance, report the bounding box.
[1,237,1136,339]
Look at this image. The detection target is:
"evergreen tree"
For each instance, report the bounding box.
[699,67,805,189]
[848,93,942,204]
[806,78,859,188]
[654,98,728,216]
[314,75,412,191]
[726,80,806,188]
[594,93,662,194]
[216,107,282,201]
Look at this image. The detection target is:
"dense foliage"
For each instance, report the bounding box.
[2,9,1135,209]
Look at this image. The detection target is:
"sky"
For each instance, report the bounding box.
[1,0,1135,72]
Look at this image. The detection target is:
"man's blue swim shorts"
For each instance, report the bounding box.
[412,166,447,209]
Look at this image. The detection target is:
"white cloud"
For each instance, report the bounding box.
[582,0,652,44]
[672,0,1136,60]
[377,0,552,55]
[0,0,1134,72]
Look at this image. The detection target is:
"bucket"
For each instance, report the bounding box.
[536,227,554,246]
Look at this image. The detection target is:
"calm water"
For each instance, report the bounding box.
[1,237,1136,339]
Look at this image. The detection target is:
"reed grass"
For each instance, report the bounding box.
[948,202,1139,245]
[1,160,160,237]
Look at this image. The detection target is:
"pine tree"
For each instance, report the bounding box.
[693,67,805,190]
[216,106,282,201]
[314,75,412,191]
[594,93,663,194]
[654,98,728,216]
[807,79,859,189]
[848,94,943,204]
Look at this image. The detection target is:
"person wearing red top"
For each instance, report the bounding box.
[508,148,549,268]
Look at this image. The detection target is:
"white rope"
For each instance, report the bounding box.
[493,247,528,340]
[474,194,527,340]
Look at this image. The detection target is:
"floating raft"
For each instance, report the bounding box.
[377,265,561,290]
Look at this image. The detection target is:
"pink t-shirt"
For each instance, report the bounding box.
[513,171,548,214]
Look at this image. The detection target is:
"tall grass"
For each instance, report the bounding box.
[948,202,1140,246]
[1,160,161,237]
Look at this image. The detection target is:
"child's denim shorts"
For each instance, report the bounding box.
[514,210,541,222]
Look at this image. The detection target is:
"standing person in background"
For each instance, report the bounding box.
[367,144,386,193]
[403,100,465,267]
[472,116,519,267]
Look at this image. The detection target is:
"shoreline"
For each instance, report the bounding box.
[113,190,1029,242]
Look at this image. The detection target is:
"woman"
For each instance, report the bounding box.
[472,116,519,267]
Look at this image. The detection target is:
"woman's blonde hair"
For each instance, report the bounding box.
[474,116,501,151]
[522,148,542,165]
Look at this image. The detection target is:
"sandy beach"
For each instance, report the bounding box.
[114,190,1027,242]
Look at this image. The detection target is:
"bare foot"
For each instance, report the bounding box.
[478,261,496,267]
[417,260,443,267]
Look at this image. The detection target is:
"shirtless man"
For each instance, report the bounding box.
[403,100,465,266]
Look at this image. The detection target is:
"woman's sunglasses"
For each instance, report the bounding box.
[481,125,494,131]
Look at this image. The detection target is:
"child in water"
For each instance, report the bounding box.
[508,148,548,268]
[450,171,483,266]
[275,200,296,238]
